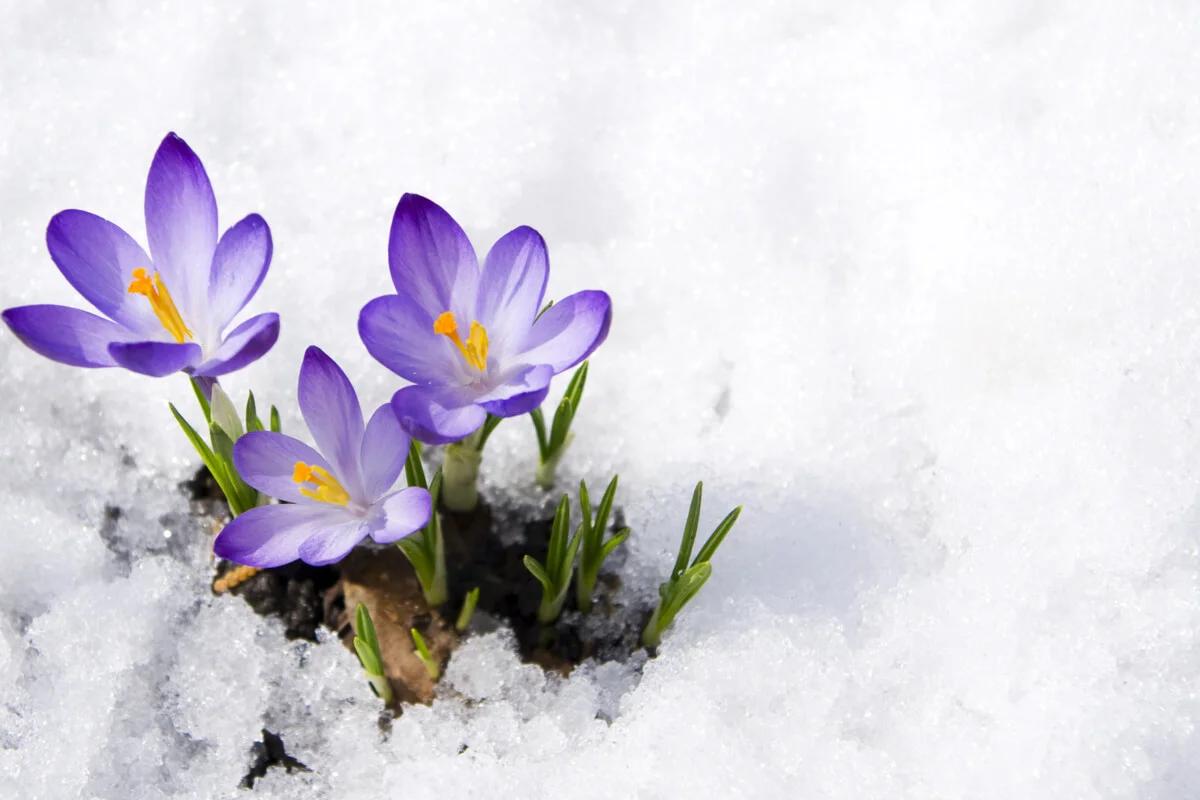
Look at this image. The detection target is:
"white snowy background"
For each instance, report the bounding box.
[2,1,1200,797]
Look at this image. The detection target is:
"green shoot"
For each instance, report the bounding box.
[529,361,588,489]
[456,587,481,633]
[410,628,440,680]
[523,494,583,624]
[172,380,276,518]
[641,482,743,649]
[352,603,392,705]
[396,454,448,606]
[576,475,630,613]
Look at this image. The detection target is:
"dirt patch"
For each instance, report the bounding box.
[201,467,650,709]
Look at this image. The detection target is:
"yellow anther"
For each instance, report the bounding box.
[292,461,350,506]
[433,311,489,372]
[127,267,192,343]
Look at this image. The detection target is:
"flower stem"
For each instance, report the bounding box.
[442,442,482,512]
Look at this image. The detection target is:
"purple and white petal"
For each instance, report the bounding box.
[388,194,479,318]
[391,384,486,445]
[367,487,432,544]
[475,226,548,357]
[359,403,411,502]
[475,363,553,417]
[233,430,333,504]
[3,304,133,368]
[191,312,279,378]
[358,294,457,384]
[108,339,202,377]
[519,290,612,373]
[298,346,366,497]
[208,213,272,333]
[297,519,368,566]
[214,503,348,568]
[144,133,218,322]
[45,210,159,334]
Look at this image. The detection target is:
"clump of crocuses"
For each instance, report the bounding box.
[3,134,746,710]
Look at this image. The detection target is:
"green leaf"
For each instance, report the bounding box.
[245,391,264,433]
[529,407,549,460]
[523,555,553,591]
[692,505,742,567]
[269,406,282,433]
[671,482,704,580]
[396,536,433,584]
[578,479,593,542]
[548,494,572,580]
[536,299,555,320]
[475,414,503,450]
[564,361,588,407]
[548,393,574,453]
[595,474,618,539]
[190,378,212,423]
[598,528,630,561]
[455,587,480,633]
[209,422,256,514]
[169,403,216,466]
[170,403,244,515]
[668,562,712,617]
[410,628,439,680]
[353,637,382,675]
[405,440,427,489]
[354,602,379,652]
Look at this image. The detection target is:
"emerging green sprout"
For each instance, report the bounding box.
[352,603,393,705]
[523,494,583,624]
[395,444,448,606]
[440,415,503,512]
[410,628,440,680]
[576,475,630,613]
[641,482,742,649]
[529,361,588,489]
[170,379,279,516]
[456,586,481,633]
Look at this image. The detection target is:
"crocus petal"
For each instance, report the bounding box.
[233,430,334,504]
[391,384,486,445]
[144,133,217,321]
[475,363,554,417]
[475,226,548,357]
[368,487,432,544]
[45,210,159,335]
[519,290,612,373]
[191,312,279,378]
[108,340,201,377]
[297,518,368,566]
[388,194,478,317]
[208,213,272,332]
[3,304,132,368]
[360,403,411,502]
[358,293,457,384]
[214,503,348,568]
[298,346,365,497]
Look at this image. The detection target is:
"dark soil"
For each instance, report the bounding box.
[239,729,309,789]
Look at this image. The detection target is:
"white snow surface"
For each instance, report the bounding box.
[2,1,1200,797]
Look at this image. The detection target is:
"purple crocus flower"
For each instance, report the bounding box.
[358,194,612,443]
[214,346,432,567]
[2,133,279,378]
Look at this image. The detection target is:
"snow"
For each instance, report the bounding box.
[3,0,1200,797]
